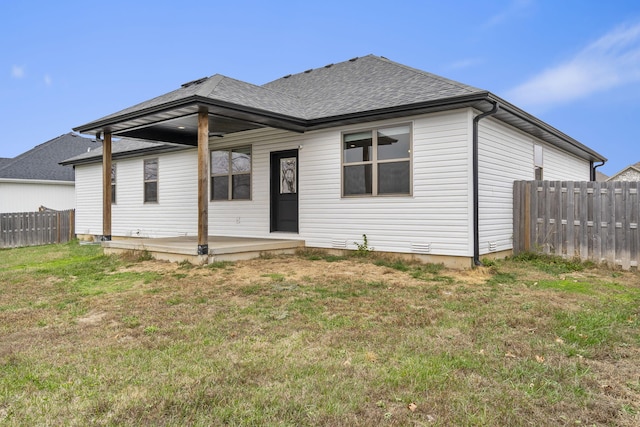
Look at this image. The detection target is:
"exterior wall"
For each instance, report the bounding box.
[75,150,199,238]
[543,143,591,181]
[0,179,75,213]
[210,110,473,257]
[74,164,104,236]
[478,117,591,256]
[73,108,593,261]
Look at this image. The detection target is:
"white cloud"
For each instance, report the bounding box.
[507,21,640,109]
[484,0,533,28]
[11,65,25,78]
[44,74,52,86]
[448,58,484,70]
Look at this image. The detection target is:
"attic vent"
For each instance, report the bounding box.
[282,74,292,79]
[181,77,208,88]
[349,57,359,62]
[324,63,334,68]
[304,69,313,73]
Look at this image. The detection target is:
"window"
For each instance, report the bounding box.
[342,124,411,196]
[211,147,251,200]
[143,158,158,203]
[111,164,116,204]
[534,144,543,180]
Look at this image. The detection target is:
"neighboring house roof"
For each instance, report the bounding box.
[60,138,189,166]
[595,171,609,182]
[0,133,101,181]
[606,161,640,181]
[74,54,606,163]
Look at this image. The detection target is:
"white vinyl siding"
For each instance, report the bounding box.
[205,110,472,257]
[477,117,591,255]
[543,144,590,181]
[113,151,197,237]
[300,110,472,256]
[0,180,75,213]
[75,164,103,235]
[72,106,593,261]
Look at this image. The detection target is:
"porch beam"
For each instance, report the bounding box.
[197,109,209,255]
[102,132,112,241]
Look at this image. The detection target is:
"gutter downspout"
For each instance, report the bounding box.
[472,101,499,266]
[591,161,605,181]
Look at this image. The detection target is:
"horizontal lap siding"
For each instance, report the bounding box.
[112,150,198,238]
[300,111,472,256]
[478,119,534,254]
[208,128,303,237]
[544,144,590,181]
[478,119,591,255]
[75,164,103,235]
[0,181,75,213]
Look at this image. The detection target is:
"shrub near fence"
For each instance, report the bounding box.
[513,181,639,270]
[0,209,75,248]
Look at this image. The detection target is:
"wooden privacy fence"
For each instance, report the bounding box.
[513,181,639,270]
[0,210,75,248]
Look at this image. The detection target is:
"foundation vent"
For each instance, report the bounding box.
[411,243,431,254]
[331,240,347,249]
[488,241,497,252]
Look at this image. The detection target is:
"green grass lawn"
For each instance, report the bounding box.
[1,242,639,426]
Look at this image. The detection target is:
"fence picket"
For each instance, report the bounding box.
[0,210,75,248]
[514,181,639,270]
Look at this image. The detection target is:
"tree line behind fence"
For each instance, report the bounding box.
[0,210,75,249]
[513,181,639,270]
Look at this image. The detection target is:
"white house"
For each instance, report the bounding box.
[0,133,100,213]
[65,55,606,267]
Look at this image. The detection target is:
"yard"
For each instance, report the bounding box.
[0,242,639,426]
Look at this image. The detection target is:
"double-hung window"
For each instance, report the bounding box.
[342,124,412,196]
[143,158,158,203]
[211,147,251,200]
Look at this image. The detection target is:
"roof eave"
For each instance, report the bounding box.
[60,144,190,166]
[73,95,308,135]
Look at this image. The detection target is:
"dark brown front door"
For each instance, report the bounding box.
[270,149,298,233]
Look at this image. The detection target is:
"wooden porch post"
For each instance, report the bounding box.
[102,132,112,241]
[197,109,209,255]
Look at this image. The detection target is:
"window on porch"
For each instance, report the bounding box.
[144,158,158,203]
[211,147,252,201]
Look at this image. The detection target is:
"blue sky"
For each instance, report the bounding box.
[1,0,639,176]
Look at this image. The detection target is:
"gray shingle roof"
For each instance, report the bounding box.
[0,133,101,181]
[73,54,605,163]
[78,55,485,127]
[95,74,306,124]
[262,55,483,119]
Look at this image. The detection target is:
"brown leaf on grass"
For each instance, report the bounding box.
[535,355,545,363]
[505,352,517,358]
[555,337,564,344]
[407,402,417,412]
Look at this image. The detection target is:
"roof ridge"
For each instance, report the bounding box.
[373,55,483,93]
[9,133,73,162]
